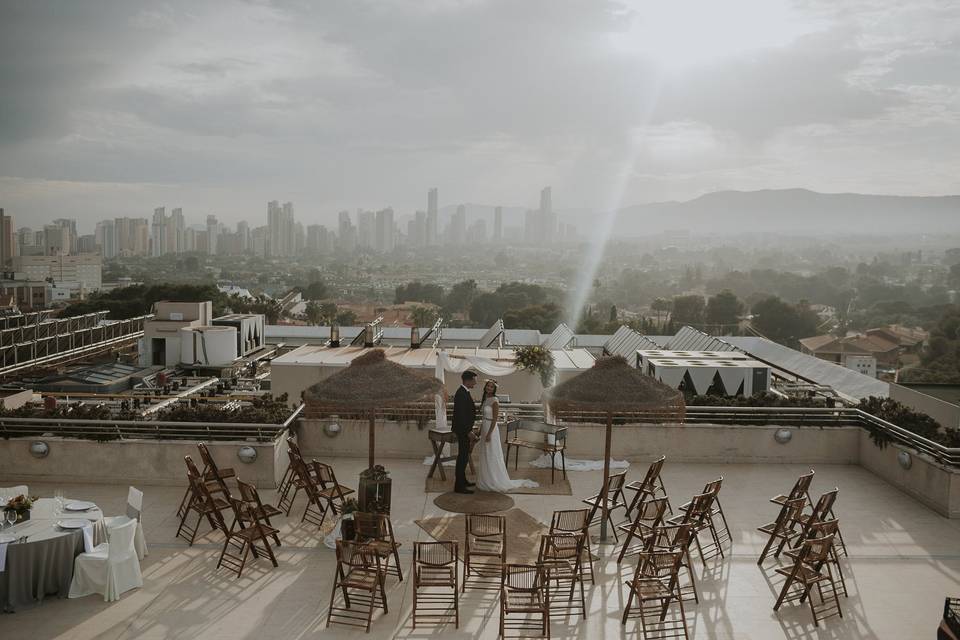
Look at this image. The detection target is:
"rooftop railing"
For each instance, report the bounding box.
[494,403,960,468]
[0,403,303,443]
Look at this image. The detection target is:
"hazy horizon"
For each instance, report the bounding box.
[2,0,959,228]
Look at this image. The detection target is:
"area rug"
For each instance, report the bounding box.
[415,508,548,563]
[424,467,572,496]
[433,490,514,514]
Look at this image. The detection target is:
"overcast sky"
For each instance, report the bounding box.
[1,0,958,229]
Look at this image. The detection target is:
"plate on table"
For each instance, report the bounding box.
[64,501,97,512]
[57,519,90,530]
[0,534,15,544]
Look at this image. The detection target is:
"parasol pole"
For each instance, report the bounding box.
[368,411,375,470]
[600,410,613,542]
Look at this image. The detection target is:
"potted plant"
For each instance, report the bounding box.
[4,494,34,523]
[340,498,360,541]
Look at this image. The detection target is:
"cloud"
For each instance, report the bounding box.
[0,0,957,226]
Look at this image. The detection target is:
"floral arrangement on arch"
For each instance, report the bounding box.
[514,345,556,387]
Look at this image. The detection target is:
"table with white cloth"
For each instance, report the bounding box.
[0,498,107,612]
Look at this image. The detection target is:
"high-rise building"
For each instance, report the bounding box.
[169,208,185,254]
[266,200,296,256]
[374,208,395,253]
[449,204,467,245]
[151,207,167,256]
[539,186,556,245]
[337,211,356,254]
[77,234,97,254]
[468,219,487,244]
[17,226,35,257]
[427,188,438,246]
[307,224,331,255]
[357,210,375,249]
[43,224,70,256]
[236,220,250,253]
[115,217,149,256]
[493,206,503,243]
[206,215,219,255]
[411,210,427,247]
[52,218,78,254]
[0,209,14,267]
[96,220,116,259]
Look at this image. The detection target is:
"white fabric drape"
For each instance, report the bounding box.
[529,454,630,471]
[433,350,518,432]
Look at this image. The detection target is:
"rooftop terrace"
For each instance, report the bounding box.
[5,458,960,639]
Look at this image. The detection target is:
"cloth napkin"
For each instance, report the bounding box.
[81,524,94,553]
[0,541,7,572]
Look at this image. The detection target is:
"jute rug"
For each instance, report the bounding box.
[424,467,572,496]
[415,508,548,563]
[433,491,514,514]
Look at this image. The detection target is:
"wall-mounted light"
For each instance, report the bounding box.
[774,428,792,445]
[897,450,912,470]
[30,441,50,458]
[237,446,258,463]
[324,420,342,437]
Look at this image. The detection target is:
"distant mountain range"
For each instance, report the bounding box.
[609,189,960,236]
[438,189,960,236]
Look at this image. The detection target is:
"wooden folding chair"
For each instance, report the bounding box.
[617,496,668,564]
[236,478,283,547]
[642,523,699,604]
[625,456,672,518]
[774,535,843,627]
[275,436,302,505]
[327,540,388,633]
[177,444,235,518]
[354,511,403,582]
[667,491,720,564]
[771,469,815,507]
[500,564,549,639]
[757,496,806,565]
[677,477,730,551]
[279,446,317,516]
[297,458,333,529]
[622,549,689,639]
[314,460,355,518]
[784,519,848,597]
[214,494,279,578]
[550,508,596,585]
[582,470,630,542]
[175,456,232,545]
[792,489,847,557]
[463,514,506,592]
[538,533,586,619]
[412,541,459,629]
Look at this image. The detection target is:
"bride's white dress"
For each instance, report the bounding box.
[475,399,539,493]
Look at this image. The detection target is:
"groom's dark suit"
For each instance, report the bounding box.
[452,385,477,492]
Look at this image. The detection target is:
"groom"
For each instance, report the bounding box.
[453,370,478,494]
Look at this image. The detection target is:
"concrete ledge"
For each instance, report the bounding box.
[0,435,288,489]
[297,418,861,464]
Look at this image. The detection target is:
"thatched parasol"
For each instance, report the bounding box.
[303,349,444,469]
[544,355,685,540]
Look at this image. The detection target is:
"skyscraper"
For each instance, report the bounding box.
[374,208,395,253]
[493,206,503,243]
[206,215,219,255]
[539,186,556,245]
[52,218,78,254]
[169,207,185,254]
[357,210,375,249]
[450,204,467,245]
[151,207,167,256]
[427,188,438,246]
[95,219,116,259]
[337,210,356,253]
[236,220,250,253]
[0,209,14,267]
[266,200,296,256]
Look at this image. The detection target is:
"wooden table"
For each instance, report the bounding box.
[427,429,476,481]
[504,419,568,483]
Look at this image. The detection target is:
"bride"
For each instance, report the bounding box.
[475,380,539,493]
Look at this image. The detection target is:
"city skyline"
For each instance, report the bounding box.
[1,1,958,227]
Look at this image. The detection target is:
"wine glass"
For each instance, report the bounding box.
[5,510,16,529]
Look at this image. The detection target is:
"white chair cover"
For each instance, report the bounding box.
[69,519,143,601]
[103,486,148,559]
[0,485,28,497]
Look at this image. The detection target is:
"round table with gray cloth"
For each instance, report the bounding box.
[0,498,106,612]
